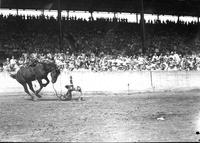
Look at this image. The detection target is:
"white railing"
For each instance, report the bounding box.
[1,71,200,94]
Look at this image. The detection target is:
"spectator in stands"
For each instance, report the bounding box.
[3,58,11,72]
[0,63,3,72]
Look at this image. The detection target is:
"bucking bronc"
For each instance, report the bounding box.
[10,60,60,101]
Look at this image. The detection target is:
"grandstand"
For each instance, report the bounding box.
[1,0,200,52]
[0,0,200,72]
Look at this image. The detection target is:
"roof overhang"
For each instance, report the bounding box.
[1,0,200,17]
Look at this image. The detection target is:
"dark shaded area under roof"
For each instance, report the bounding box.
[1,0,200,17]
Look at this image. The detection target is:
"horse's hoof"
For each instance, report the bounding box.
[79,97,84,101]
[36,94,42,98]
[31,97,37,101]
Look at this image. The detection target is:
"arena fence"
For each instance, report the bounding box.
[1,71,200,94]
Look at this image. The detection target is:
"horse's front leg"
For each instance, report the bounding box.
[27,81,41,98]
[35,79,44,95]
[21,82,36,101]
[42,77,49,87]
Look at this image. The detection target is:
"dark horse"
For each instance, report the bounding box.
[10,61,60,100]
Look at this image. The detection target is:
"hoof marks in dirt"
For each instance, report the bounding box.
[156,116,165,121]
[151,112,167,121]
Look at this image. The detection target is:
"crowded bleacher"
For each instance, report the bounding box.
[1,14,200,72]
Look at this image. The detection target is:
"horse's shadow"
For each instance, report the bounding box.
[24,97,85,102]
[24,98,59,101]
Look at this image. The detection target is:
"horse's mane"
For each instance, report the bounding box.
[40,60,59,72]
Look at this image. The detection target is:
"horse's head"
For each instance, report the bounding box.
[50,68,60,83]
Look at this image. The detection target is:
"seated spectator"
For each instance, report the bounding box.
[0,63,3,72]
[3,58,11,72]
[10,56,17,71]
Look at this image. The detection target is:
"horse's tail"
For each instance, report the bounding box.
[10,73,17,79]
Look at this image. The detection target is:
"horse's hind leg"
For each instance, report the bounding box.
[35,79,44,95]
[21,83,36,101]
[27,82,41,98]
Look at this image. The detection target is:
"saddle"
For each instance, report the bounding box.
[27,59,39,67]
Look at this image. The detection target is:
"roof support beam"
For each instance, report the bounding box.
[41,9,44,16]
[136,13,138,23]
[58,0,63,52]
[157,14,159,20]
[140,0,146,53]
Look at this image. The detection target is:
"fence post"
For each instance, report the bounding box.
[150,70,155,91]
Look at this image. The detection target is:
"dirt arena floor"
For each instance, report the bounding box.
[1,90,200,142]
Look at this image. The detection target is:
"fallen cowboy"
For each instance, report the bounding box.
[59,76,83,101]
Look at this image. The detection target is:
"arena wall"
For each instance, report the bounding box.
[1,71,200,94]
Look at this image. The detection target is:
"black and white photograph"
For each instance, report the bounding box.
[1,0,200,142]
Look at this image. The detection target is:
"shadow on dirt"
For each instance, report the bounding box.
[24,97,85,102]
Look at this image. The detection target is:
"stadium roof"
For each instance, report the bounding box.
[1,0,200,17]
